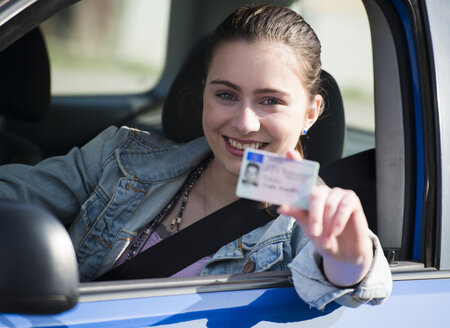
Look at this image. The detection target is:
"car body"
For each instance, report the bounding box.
[0,0,449,326]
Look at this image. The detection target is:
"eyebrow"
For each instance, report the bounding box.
[254,88,289,97]
[210,80,289,97]
[210,79,241,92]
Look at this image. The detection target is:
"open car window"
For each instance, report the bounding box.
[1,0,418,284]
[292,0,375,156]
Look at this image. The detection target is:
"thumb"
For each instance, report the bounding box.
[278,204,308,225]
[286,149,302,161]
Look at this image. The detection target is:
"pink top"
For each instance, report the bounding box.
[114,227,211,277]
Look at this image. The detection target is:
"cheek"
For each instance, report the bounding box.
[202,99,217,133]
[202,98,231,133]
[264,112,303,145]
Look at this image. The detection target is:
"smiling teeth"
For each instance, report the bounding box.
[228,138,263,150]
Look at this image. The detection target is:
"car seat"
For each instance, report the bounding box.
[0,27,50,165]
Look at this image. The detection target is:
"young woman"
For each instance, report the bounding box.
[0,5,391,310]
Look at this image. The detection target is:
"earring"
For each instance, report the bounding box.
[302,129,308,135]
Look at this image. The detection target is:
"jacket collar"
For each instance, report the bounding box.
[210,215,296,261]
[116,136,211,183]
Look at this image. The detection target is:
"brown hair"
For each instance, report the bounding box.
[205,5,323,154]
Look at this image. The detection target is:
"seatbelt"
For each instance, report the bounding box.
[96,199,276,281]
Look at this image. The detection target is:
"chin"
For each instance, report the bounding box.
[215,155,242,177]
[225,159,243,177]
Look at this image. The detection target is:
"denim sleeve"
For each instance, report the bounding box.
[0,126,129,224]
[288,224,392,310]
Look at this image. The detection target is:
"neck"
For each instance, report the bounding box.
[203,158,240,213]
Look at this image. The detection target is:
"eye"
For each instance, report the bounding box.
[217,92,236,101]
[262,98,281,105]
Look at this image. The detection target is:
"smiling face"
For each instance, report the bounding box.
[202,40,320,177]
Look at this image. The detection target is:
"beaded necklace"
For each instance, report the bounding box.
[126,156,212,261]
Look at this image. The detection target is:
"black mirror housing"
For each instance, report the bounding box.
[0,201,78,314]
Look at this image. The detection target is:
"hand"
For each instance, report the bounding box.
[278,150,373,287]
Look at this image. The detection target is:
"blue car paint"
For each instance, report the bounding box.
[2,279,450,327]
[391,0,425,261]
[0,288,338,327]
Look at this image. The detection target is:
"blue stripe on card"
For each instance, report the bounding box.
[247,152,263,163]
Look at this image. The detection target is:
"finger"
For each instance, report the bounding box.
[329,190,362,238]
[349,210,372,257]
[307,185,329,237]
[322,188,346,241]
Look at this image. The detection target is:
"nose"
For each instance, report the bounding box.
[232,104,261,134]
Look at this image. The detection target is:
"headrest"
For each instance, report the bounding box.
[0,27,50,121]
[162,46,345,165]
[301,70,345,165]
[162,40,207,143]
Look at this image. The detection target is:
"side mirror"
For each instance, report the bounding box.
[0,201,78,314]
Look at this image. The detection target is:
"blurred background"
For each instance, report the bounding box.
[41,0,374,155]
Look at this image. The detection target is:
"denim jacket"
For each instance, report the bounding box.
[0,126,392,310]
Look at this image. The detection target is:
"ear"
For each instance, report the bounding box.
[303,94,322,131]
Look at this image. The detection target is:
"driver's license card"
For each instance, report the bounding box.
[236,149,319,209]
